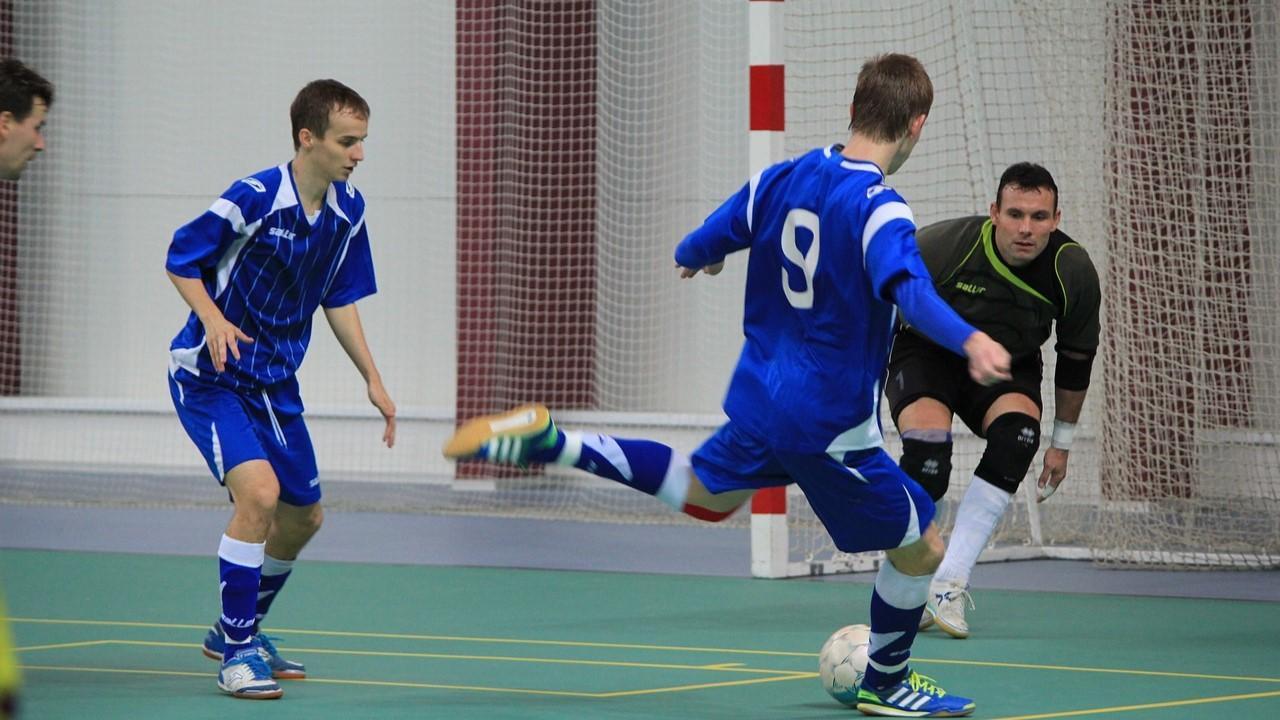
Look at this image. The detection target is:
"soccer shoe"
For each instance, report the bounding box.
[855,671,975,717]
[203,620,307,679]
[442,404,556,466]
[922,579,974,639]
[217,639,284,700]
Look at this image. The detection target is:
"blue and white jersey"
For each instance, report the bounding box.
[166,162,376,414]
[675,146,933,454]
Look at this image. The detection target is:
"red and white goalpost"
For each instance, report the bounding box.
[746,0,791,579]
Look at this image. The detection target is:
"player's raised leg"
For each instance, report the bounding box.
[443,405,753,521]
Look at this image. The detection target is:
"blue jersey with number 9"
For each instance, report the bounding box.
[675,146,928,454]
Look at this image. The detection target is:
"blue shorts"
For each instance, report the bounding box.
[691,421,935,554]
[168,372,321,507]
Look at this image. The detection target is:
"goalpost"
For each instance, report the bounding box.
[1,1,1276,573]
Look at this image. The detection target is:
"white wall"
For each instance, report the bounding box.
[15,0,457,410]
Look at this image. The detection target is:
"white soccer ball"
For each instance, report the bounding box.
[818,623,871,706]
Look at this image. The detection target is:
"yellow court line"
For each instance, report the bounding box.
[8,617,813,657]
[20,664,814,699]
[595,672,816,698]
[15,640,116,652]
[916,657,1280,684]
[19,665,599,697]
[23,665,213,680]
[13,617,1280,686]
[989,689,1280,720]
[76,640,801,675]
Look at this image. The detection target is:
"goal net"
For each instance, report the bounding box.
[776,0,1280,572]
[2,1,1276,571]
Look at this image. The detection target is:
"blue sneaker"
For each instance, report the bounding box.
[217,638,283,699]
[203,620,306,679]
[442,404,557,467]
[855,671,975,717]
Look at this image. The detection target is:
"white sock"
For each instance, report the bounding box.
[934,476,1011,585]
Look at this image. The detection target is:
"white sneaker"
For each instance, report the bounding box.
[923,578,974,639]
[218,640,284,699]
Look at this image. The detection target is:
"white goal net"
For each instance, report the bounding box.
[2,1,1276,571]
[779,0,1279,572]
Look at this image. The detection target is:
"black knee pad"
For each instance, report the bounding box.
[899,430,953,501]
[975,412,1041,494]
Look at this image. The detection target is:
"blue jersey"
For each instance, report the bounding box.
[676,146,940,454]
[166,162,376,414]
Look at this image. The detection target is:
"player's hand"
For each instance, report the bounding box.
[1036,447,1069,502]
[368,377,397,448]
[201,314,253,373]
[677,260,724,279]
[962,331,1012,386]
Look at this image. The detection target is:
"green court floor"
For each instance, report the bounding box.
[2,549,1277,719]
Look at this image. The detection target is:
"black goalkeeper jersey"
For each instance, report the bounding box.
[908,216,1101,361]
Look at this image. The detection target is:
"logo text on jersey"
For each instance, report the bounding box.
[240,178,266,193]
[955,281,986,295]
[268,227,297,241]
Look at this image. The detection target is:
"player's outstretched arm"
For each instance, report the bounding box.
[166,271,253,374]
[323,303,396,448]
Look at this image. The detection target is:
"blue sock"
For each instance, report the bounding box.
[254,554,294,633]
[217,534,264,660]
[531,430,673,495]
[528,429,698,513]
[862,561,931,691]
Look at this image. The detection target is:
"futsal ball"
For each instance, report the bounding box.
[818,623,871,706]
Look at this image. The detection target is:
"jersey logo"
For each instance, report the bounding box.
[866,184,890,199]
[268,227,297,241]
[955,281,986,295]
[239,177,266,193]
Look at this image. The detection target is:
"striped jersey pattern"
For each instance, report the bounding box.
[166,162,376,410]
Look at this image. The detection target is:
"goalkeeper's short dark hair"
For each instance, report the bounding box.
[0,58,54,121]
[997,162,1059,211]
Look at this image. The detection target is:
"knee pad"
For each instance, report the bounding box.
[975,412,1041,494]
[899,429,953,501]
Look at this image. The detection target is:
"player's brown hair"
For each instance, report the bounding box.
[290,79,370,150]
[848,54,933,143]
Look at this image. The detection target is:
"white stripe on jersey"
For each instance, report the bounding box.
[210,197,247,231]
[746,168,765,233]
[325,184,351,223]
[840,159,884,175]
[208,196,267,299]
[271,164,298,212]
[861,200,914,260]
[320,215,363,300]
